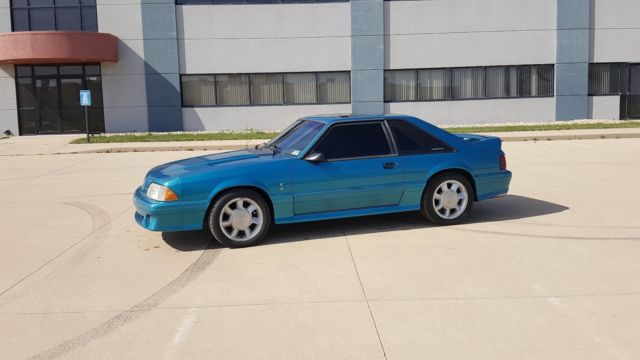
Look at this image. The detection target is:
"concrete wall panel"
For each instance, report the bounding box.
[591,0,640,62]
[97,4,144,40]
[0,6,18,134]
[0,65,18,135]
[0,110,19,135]
[351,0,384,114]
[589,96,620,120]
[386,98,556,125]
[386,31,556,69]
[100,40,147,76]
[182,104,351,132]
[101,75,148,107]
[0,5,11,32]
[555,0,590,120]
[0,76,17,110]
[176,3,350,39]
[385,0,556,35]
[592,0,640,29]
[177,3,350,74]
[104,107,149,132]
[179,38,350,74]
[98,1,149,132]
[592,29,640,63]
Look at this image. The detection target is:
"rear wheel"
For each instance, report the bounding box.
[421,173,474,225]
[208,189,271,248]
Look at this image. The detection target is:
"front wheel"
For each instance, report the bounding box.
[421,173,474,225]
[208,189,271,248]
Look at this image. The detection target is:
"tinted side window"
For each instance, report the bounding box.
[314,123,391,160]
[389,120,452,154]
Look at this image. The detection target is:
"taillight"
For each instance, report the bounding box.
[499,155,507,170]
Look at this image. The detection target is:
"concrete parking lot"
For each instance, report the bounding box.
[1,138,639,360]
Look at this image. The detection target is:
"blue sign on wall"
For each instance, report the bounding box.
[80,90,92,106]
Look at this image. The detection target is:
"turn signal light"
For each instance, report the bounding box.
[164,188,179,201]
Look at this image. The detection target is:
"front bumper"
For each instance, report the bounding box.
[133,187,206,232]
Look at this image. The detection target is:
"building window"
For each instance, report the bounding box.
[451,67,484,99]
[11,0,98,32]
[216,74,250,106]
[384,70,416,102]
[518,65,554,97]
[417,69,450,101]
[284,73,316,104]
[176,0,347,5]
[181,71,350,107]
[589,63,623,96]
[485,66,518,98]
[384,65,554,102]
[251,73,284,105]
[15,64,105,135]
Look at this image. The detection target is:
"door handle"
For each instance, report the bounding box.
[383,162,397,169]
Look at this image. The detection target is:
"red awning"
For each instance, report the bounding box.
[0,31,118,64]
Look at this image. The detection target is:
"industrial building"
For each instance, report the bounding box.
[0,0,638,135]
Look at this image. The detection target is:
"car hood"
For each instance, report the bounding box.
[145,149,275,182]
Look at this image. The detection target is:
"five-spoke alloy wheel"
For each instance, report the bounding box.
[422,173,474,225]
[208,189,271,248]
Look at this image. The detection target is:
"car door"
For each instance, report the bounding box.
[292,121,404,215]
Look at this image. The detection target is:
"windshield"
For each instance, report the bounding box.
[263,120,325,156]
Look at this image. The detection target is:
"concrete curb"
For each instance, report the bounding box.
[66,143,250,154]
[56,131,640,154]
[498,132,640,142]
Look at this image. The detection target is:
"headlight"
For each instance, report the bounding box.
[146,183,179,202]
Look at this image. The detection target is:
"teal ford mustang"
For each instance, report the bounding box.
[134,114,511,247]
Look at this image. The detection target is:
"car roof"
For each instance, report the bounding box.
[301,113,415,125]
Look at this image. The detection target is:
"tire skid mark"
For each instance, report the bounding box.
[27,242,220,360]
[0,202,114,300]
[59,202,112,268]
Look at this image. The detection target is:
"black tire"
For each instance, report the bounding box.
[421,172,474,226]
[208,189,272,248]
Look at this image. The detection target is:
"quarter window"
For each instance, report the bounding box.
[313,123,392,160]
[388,120,452,155]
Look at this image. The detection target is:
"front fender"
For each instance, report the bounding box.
[207,178,272,203]
[206,178,294,222]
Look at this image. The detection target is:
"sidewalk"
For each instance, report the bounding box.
[1,128,639,156]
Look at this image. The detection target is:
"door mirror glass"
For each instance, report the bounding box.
[305,152,325,163]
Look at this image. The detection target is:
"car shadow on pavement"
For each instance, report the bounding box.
[161,194,568,250]
[161,230,220,251]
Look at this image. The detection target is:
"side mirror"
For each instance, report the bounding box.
[305,152,326,163]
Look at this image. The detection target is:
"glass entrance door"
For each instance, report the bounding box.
[15,64,105,135]
[35,78,60,133]
[627,64,640,119]
[60,78,84,132]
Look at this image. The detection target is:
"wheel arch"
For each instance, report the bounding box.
[425,168,478,201]
[203,185,275,229]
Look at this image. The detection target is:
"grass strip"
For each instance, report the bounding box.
[70,121,640,144]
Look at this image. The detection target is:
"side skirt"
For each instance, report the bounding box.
[274,204,422,225]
